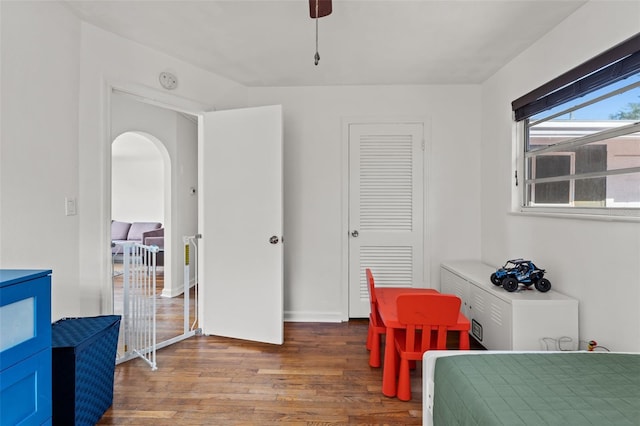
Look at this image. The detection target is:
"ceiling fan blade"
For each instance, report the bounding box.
[309,0,332,18]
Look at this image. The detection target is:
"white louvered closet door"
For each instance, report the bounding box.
[348,123,424,317]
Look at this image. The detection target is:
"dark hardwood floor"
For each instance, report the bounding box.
[103,270,476,425]
[98,320,424,425]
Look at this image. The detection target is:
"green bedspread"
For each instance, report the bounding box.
[433,353,640,425]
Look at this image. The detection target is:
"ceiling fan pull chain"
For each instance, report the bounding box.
[314,0,320,65]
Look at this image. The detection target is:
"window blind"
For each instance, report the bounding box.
[512,33,640,121]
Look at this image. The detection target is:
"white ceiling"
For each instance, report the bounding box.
[63,0,587,87]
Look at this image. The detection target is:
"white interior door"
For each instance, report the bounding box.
[348,122,424,318]
[198,105,283,344]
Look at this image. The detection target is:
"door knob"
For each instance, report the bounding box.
[269,236,279,244]
[351,230,359,237]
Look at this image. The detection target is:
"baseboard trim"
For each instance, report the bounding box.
[161,278,196,298]
[284,311,346,323]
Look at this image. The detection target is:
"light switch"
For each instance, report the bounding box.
[65,197,77,216]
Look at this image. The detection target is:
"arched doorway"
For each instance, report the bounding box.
[111,131,171,289]
[112,132,167,225]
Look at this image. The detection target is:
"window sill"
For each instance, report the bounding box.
[510,208,640,223]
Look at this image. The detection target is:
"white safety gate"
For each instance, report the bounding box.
[114,242,158,370]
[114,237,200,370]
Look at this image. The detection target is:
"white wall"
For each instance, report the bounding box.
[249,85,482,320]
[0,1,81,319]
[0,1,247,320]
[0,2,483,326]
[112,132,165,223]
[77,23,248,314]
[4,1,637,349]
[175,112,199,243]
[481,1,640,351]
[111,93,198,297]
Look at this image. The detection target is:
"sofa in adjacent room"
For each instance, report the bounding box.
[111,221,164,266]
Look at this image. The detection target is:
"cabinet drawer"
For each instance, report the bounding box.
[0,347,52,426]
[0,273,52,370]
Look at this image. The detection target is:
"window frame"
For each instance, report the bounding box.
[513,34,640,220]
[517,126,640,219]
[515,126,640,220]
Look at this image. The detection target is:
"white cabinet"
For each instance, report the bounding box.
[440,260,579,351]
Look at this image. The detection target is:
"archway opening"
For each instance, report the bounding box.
[111,131,171,292]
[112,132,166,225]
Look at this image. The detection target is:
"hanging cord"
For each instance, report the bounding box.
[314,0,320,65]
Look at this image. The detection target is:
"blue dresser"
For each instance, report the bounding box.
[0,270,52,426]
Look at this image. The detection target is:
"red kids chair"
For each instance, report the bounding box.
[365,268,386,368]
[394,293,462,401]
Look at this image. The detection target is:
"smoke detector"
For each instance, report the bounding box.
[159,72,178,90]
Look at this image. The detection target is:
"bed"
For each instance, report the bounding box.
[423,350,640,425]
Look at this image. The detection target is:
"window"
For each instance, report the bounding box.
[513,33,640,217]
[529,153,575,206]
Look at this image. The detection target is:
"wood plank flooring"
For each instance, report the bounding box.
[98,320,424,425]
[103,269,477,425]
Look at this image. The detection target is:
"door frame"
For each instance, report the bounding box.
[340,116,432,319]
[100,81,211,314]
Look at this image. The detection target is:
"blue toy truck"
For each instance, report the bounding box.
[490,259,551,292]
